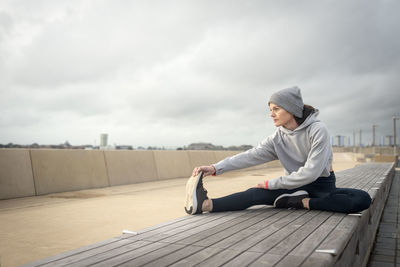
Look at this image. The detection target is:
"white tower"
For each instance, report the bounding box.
[100,133,108,148]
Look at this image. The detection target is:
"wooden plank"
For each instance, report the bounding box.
[176,209,266,246]
[332,229,360,267]
[89,241,169,267]
[221,251,263,266]
[210,209,290,249]
[47,239,147,267]
[229,210,310,252]
[196,248,246,267]
[183,211,320,266]
[62,240,152,266]
[302,164,395,267]
[83,211,262,267]
[359,164,396,267]
[21,237,122,267]
[77,211,268,264]
[360,171,381,190]
[274,213,346,266]
[87,211,273,267]
[342,166,377,189]
[268,213,343,256]
[122,214,199,235]
[169,247,224,267]
[339,163,391,190]
[117,243,186,267]
[193,208,280,248]
[156,211,294,267]
[248,211,327,253]
[298,253,333,267]
[147,209,262,244]
[130,210,238,243]
[140,245,204,267]
[248,253,284,266]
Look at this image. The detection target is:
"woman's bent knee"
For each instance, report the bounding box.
[350,189,372,213]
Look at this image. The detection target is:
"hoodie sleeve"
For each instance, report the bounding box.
[213,135,278,175]
[266,123,332,190]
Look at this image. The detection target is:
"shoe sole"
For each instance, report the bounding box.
[273,190,308,208]
[184,172,203,215]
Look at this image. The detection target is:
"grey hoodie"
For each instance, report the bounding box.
[213,111,333,190]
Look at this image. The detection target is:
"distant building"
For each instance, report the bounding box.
[115,145,133,150]
[227,145,253,151]
[100,133,108,147]
[186,142,252,151]
[187,143,222,150]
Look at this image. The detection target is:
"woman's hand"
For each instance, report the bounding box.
[255,181,267,189]
[192,165,216,177]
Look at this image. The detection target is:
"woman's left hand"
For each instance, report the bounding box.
[255,182,267,189]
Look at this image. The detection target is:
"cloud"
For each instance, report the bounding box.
[0,0,399,147]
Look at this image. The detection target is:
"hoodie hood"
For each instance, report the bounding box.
[279,109,320,134]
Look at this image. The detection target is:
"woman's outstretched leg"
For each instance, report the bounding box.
[184,172,288,214]
[211,187,290,212]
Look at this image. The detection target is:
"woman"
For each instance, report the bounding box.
[184,86,371,215]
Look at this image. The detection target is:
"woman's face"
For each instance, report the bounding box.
[269,103,296,128]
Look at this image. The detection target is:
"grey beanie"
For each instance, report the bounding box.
[268,86,304,118]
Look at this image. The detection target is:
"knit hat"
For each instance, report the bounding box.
[268,86,304,118]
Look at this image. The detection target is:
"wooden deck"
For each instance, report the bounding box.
[23,163,396,267]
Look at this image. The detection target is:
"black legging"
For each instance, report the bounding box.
[212,172,372,214]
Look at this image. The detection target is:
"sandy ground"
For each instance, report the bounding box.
[0,153,358,267]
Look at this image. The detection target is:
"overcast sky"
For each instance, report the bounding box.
[0,1,399,148]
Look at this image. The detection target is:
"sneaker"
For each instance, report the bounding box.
[273,190,309,209]
[184,171,209,215]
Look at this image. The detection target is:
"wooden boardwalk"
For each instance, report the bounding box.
[23,163,396,267]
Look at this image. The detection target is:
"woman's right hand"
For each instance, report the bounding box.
[192,165,216,177]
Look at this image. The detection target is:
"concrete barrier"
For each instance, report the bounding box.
[2,148,350,199]
[31,150,109,195]
[0,149,36,200]
[374,154,398,164]
[186,151,217,171]
[213,150,282,171]
[153,151,192,180]
[374,154,396,162]
[214,151,240,162]
[333,146,400,155]
[104,150,158,186]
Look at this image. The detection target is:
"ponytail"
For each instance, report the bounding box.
[294,104,316,125]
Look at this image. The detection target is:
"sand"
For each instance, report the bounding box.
[0,152,358,267]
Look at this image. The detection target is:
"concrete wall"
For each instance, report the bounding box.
[187,151,217,171]
[374,155,398,167]
[30,150,109,195]
[374,155,396,162]
[214,151,240,162]
[0,149,36,199]
[153,151,193,180]
[213,150,282,170]
[104,150,158,186]
[0,149,283,199]
[333,146,400,155]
